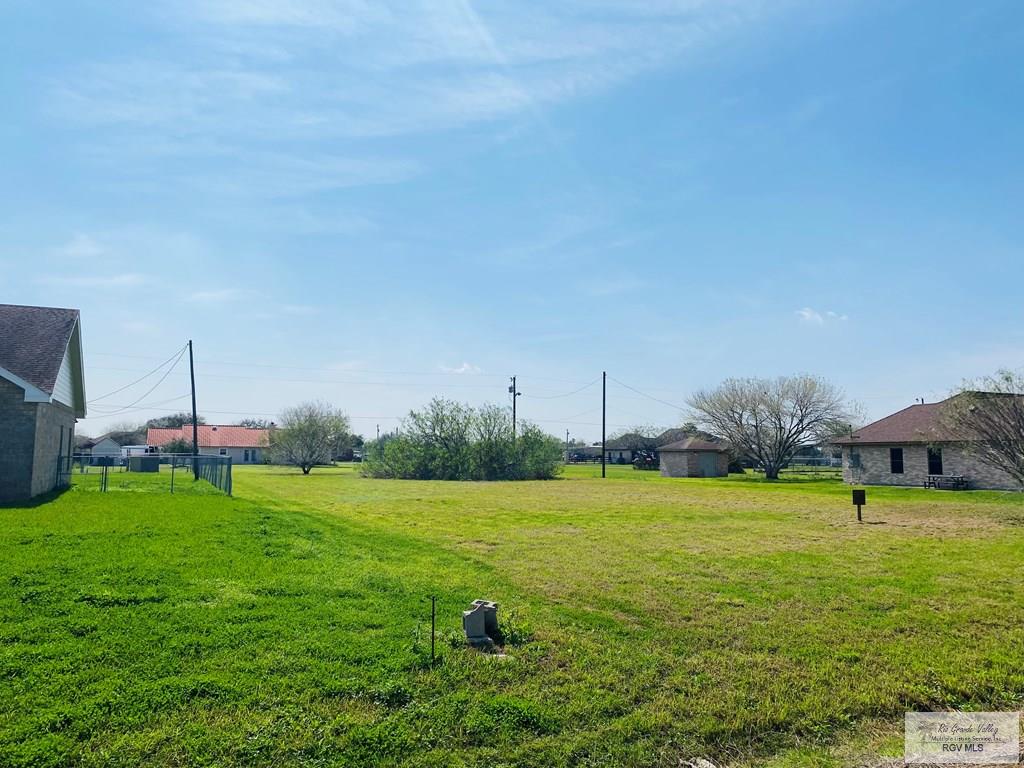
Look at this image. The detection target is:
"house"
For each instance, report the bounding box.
[147,425,269,464]
[658,437,730,478]
[0,304,86,502]
[832,396,1020,490]
[603,433,656,464]
[77,434,122,464]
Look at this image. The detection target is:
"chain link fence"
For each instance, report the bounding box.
[62,454,233,495]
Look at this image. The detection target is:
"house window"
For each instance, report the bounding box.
[244,449,250,462]
[219,448,227,456]
[849,451,861,469]
[927,447,943,476]
[889,448,904,474]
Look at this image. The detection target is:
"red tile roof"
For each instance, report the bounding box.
[147,425,269,448]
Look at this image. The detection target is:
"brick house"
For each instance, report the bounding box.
[832,396,1021,490]
[658,437,730,478]
[0,304,86,502]
[147,425,269,464]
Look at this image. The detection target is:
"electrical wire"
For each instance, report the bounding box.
[88,352,592,386]
[607,375,688,412]
[522,377,600,400]
[87,344,188,403]
[88,347,188,418]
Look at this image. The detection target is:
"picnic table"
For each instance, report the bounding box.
[924,475,969,490]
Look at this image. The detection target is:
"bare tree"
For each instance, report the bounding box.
[940,371,1024,488]
[688,375,855,479]
[271,401,350,474]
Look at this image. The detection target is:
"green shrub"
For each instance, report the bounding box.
[363,398,563,481]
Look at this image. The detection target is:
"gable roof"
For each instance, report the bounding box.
[658,437,730,452]
[0,303,86,416]
[604,432,655,450]
[147,425,270,449]
[833,400,951,445]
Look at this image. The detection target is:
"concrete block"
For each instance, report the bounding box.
[463,600,499,645]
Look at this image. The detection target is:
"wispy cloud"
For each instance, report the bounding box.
[577,275,645,298]
[39,273,148,288]
[439,362,483,375]
[280,303,319,316]
[48,0,783,196]
[56,234,105,259]
[187,288,252,303]
[796,307,848,326]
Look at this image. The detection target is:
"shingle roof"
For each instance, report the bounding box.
[0,304,80,395]
[604,432,655,450]
[658,437,729,452]
[832,401,950,445]
[147,425,270,448]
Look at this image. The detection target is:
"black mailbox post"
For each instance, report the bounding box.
[852,489,866,522]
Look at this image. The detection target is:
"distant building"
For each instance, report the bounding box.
[147,425,269,464]
[77,434,122,464]
[658,437,730,478]
[0,304,86,502]
[832,396,1021,490]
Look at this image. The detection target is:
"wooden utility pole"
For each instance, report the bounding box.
[509,376,521,438]
[189,340,199,480]
[601,371,607,478]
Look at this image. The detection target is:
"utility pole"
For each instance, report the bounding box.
[601,371,607,478]
[509,376,522,438]
[188,340,199,480]
[565,429,570,461]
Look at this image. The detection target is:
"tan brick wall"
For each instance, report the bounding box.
[31,401,76,497]
[0,377,36,502]
[660,451,729,478]
[842,443,1021,491]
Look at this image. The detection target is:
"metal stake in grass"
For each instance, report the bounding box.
[852,488,866,522]
[429,596,436,665]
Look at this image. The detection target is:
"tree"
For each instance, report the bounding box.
[270,401,350,474]
[162,437,192,454]
[940,371,1024,488]
[238,418,273,429]
[363,398,563,481]
[688,375,856,480]
[146,412,205,429]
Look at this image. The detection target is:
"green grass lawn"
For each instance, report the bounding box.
[2,466,1023,767]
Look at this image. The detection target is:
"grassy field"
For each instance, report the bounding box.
[2,465,1023,767]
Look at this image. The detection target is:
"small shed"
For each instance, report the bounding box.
[658,437,730,478]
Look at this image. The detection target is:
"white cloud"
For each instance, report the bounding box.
[796,307,848,325]
[49,0,785,189]
[439,362,483,375]
[56,234,105,259]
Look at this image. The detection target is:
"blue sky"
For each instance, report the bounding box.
[2,0,1022,440]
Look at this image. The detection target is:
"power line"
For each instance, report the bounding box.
[607,375,688,413]
[522,377,600,400]
[87,344,188,403]
[89,394,192,414]
[88,347,188,418]
[88,352,591,386]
